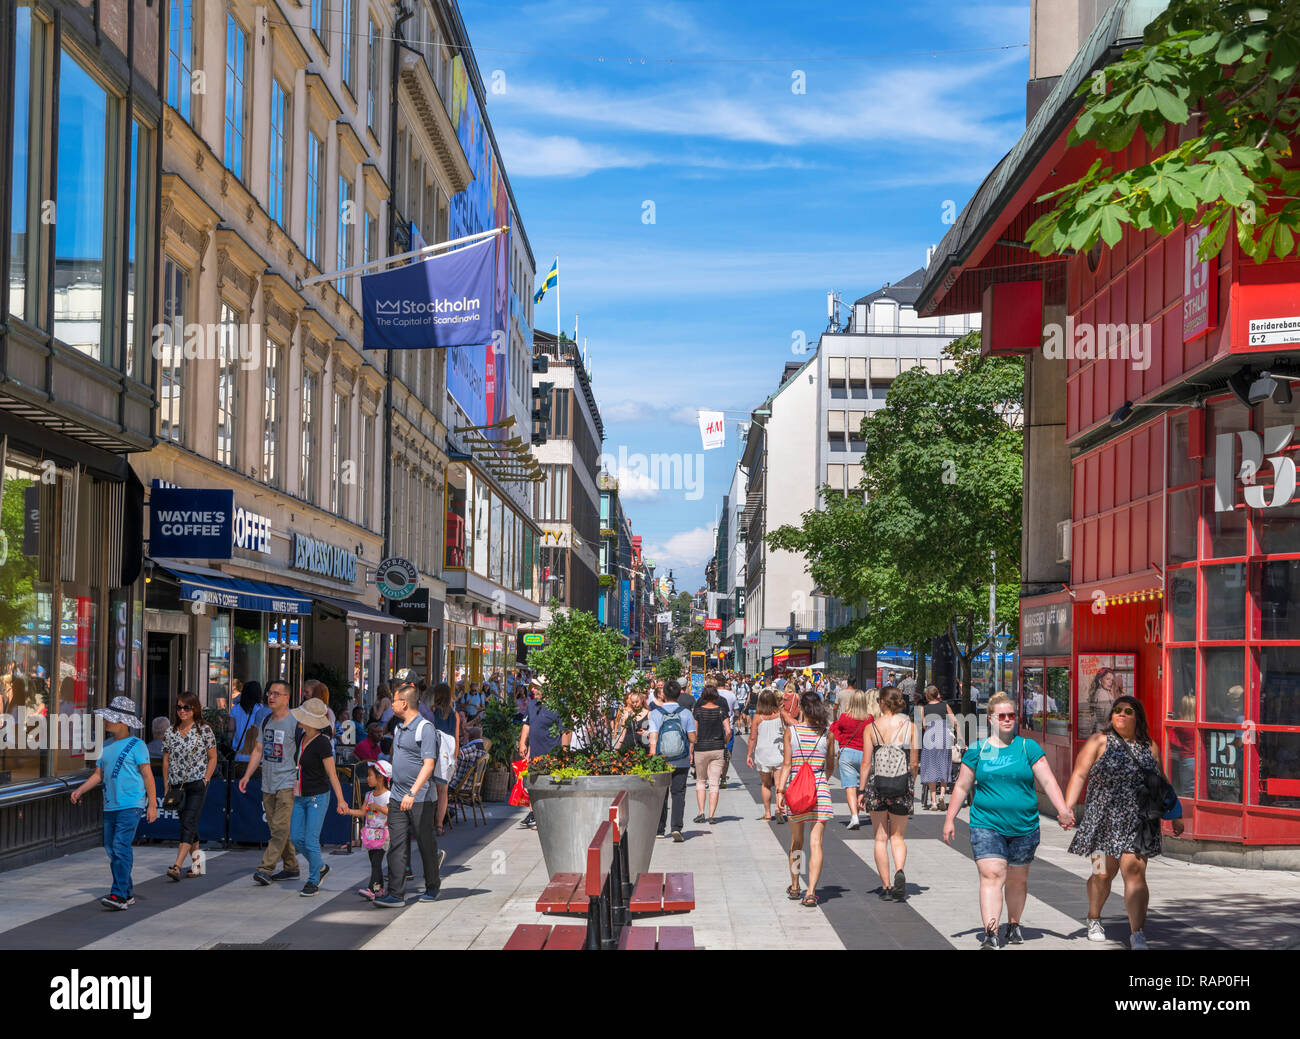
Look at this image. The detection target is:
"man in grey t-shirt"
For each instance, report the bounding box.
[375,683,441,905]
[239,680,300,884]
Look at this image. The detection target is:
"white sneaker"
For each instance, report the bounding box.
[1129,931,1148,950]
[1086,918,1106,943]
[847,815,860,830]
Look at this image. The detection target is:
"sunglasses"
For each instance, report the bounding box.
[1112,706,1136,716]
[994,712,1016,720]
[177,705,193,712]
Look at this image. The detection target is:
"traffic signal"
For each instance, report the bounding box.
[531,381,554,446]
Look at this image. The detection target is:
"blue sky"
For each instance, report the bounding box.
[459,0,1032,590]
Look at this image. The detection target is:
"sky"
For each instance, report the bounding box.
[458,0,1033,591]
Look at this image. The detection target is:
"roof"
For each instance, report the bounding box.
[916,0,1168,316]
[854,267,927,308]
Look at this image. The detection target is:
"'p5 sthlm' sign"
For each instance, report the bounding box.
[1215,427,1297,512]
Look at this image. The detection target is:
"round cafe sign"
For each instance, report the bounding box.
[376,557,418,600]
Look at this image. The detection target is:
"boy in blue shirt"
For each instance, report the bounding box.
[71,697,158,909]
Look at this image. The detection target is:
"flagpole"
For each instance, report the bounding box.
[555,254,560,343]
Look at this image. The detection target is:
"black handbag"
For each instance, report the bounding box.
[161,786,186,812]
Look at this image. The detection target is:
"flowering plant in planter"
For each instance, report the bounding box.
[524,607,670,776]
[525,746,669,781]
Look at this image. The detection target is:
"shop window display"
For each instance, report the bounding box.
[1075,653,1134,739]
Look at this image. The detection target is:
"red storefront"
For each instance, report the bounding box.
[919,12,1300,849]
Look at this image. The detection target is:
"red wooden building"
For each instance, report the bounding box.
[919,1,1300,854]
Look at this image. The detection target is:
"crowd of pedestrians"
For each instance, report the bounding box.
[682,667,1186,949]
[70,659,1186,949]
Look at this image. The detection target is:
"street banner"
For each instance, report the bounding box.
[698,410,725,450]
[620,579,631,635]
[149,487,234,559]
[691,608,705,626]
[362,237,496,352]
[704,618,722,631]
[656,611,672,624]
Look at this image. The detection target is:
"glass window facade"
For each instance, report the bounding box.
[1,454,118,786]
[159,258,187,443]
[305,132,323,266]
[168,0,194,122]
[268,80,288,227]
[1166,397,1300,815]
[263,338,281,487]
[216,302,239,468]
[223,15,247,179]
[54,50,113,362]
[301,370,318,502]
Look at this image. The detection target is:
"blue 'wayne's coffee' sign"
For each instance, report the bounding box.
[150,487,234,558]
[362,236,496,351]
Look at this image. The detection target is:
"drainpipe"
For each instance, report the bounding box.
[381,1,413,678]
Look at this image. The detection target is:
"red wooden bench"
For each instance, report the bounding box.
[503,924,588,950]
[511,792,697,949]
[538,792,696,917]
[617,926,696,951]
[629,871,695,913]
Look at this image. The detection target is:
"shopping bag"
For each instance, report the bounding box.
[508,758,531,808]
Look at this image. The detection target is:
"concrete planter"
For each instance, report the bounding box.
[524,772,670,881]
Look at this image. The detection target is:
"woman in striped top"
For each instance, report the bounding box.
[775,692,836,907]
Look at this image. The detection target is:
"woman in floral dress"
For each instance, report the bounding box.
[775,692,836,907]
[1065,695,1183,950]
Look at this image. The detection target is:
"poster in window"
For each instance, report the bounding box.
[1076,653,1136,739]
[1202,728,1243,803]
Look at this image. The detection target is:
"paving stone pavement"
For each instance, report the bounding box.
[3,755,1298,950]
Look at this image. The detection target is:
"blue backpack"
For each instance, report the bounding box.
[655,707,689,763]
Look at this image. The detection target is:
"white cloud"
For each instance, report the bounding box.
[645,525,718,569]
[614,466,662,500]
[495,131,650,177]
[491,54,1025,151]
[495,130,814,179]
[599,400,704,426]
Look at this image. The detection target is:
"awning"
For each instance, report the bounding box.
[159,563,312,615]
[314,593,406,636]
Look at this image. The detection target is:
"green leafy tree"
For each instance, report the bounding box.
[767,332,1022,706]
[655,656,683,683]
[670,591,693,631]
[0,479,37,642]
[679,625,708,655]
[526,607,632,756]
[1027,0,1300,262]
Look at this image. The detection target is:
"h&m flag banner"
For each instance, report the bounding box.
[698,410,725,451]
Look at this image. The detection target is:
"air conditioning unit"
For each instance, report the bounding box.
[1056,520,1072,565]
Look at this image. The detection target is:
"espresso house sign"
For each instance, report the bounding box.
[292,532,357,583]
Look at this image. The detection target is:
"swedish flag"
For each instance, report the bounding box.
[534,259,557,304]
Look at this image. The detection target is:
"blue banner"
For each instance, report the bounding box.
[362,237,496,352]
[150,487,233,559]
[620,579,631,635]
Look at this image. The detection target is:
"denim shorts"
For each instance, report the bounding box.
[838,747,864,789]
[969,826,1040,865]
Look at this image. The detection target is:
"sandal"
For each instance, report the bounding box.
[166,865,182,882]
[801,893,819,907]
[786,884,802,900]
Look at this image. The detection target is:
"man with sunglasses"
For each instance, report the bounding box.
[240,681,301,885]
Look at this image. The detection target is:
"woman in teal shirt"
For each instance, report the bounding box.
[943,693,1074,949]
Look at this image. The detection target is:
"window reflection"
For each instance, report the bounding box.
[1257,731,1300,809]
[1259,647,1300,727]
[1202,563,1245,640]
[54,52,112,362]
[1257,560,1300,640]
